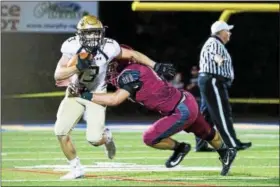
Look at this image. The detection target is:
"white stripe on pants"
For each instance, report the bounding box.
[211,78,236,147]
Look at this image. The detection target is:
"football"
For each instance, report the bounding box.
[67,52,91,67]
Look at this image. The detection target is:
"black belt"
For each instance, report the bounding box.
[166,91,184,116]
[199,72,231,82]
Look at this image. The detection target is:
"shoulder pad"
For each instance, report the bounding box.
[118,70,141,85]
[61,36,83,58]
[102,38,121,61]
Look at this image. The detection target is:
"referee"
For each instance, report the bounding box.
[197,21,252,150]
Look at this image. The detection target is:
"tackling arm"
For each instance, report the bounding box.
[117,47,176,80]
[91,89,130,106]
[80,70,142,106]
[118,47,156,68]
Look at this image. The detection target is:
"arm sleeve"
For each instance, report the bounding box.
[117,70,142,96]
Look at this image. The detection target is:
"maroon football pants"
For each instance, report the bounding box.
[143,92,215,146]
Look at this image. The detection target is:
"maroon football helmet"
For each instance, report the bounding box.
[106,44,135,87]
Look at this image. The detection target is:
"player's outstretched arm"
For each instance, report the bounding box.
[54,55,79,81]
[118,47,176,80]
[81,89,130,106]
[80,70,142,106]
[118,47,156,68]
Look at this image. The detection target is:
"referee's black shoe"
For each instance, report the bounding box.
[195,146,215,152]
[236,142,252,151]
[195,138,215,152]
[220,148,237,176]
[165,143,191,168]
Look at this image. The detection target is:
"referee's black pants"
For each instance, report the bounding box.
[197,73,240,148]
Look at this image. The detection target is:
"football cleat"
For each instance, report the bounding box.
[220,148,237,176]
[236,142,252,151]
[195,146,215,152]
[60,167,85,180]
[165,143,191,168]
[103,128,116,159]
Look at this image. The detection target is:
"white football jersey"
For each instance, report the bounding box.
[60,36,121,92]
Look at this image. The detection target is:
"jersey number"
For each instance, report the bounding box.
[67,36,76,42]
[79,66,99,84]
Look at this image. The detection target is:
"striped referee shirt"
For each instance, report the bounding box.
[199,36,234,80]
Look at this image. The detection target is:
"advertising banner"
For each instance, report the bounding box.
[1,1,99,33]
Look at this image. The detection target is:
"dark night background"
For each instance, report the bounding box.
[1,1,279,124]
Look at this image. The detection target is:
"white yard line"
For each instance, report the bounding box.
[2,179,85,182]
[242,134,279,138]
[170,176,277,180]
[3,156,280,161]
[2,150,278,155]
[2,124,279,131]
[2,134,279,143]
[2,144,279,149]
[3,162,279,182]
[1,176,277,183]
[11,162,280,173]
[252,144,279,147]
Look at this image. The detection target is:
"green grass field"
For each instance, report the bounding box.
[1,126,279,186]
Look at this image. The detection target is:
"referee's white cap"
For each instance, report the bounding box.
[211,21,234,34]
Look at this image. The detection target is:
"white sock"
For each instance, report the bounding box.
[69,157,81,168]
[104,128,112,144]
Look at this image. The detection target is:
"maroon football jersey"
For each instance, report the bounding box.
[118,64,182,115]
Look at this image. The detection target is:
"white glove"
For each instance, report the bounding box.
[214,54,224,66]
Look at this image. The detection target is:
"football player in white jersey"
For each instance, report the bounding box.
[54,15,176,180]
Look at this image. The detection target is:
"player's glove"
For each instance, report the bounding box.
[153,63,176,80]
[76,54,91,72]
[68,83,87,97]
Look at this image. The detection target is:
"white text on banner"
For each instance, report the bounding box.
[1,1,99,33]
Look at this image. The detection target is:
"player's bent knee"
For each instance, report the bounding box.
[54,127,68,136]
[204,128,216,141]
[87,136,103,147]
[54,120,74,136]
[56,135,68,142]
[195,127,215,141]
[142,131,155,146]
[88,140,102,147]
[57,135,64,140]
